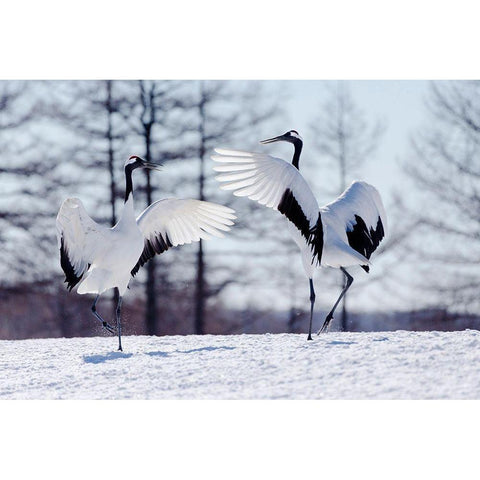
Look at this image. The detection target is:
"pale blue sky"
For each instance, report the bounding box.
[284,80,430,194]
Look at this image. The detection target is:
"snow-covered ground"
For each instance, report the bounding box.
[2,330,480,399]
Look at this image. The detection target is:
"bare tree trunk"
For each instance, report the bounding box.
[195,240,205,334]
[146,170,157,336]
[145,130,158,336]
[194,83,206,334]
[107,80,117,228]
[106,80,120,320]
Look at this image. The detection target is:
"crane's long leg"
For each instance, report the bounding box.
[91,295,115,334]
[317,268,353,334]
[307,278,316,341]
[115,289,123,352]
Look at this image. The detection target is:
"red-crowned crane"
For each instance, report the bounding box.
[56,155,236,351]
[212,130,386,340]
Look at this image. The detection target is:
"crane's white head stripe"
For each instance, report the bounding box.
[288,130,303,141]
[125,155,140,167]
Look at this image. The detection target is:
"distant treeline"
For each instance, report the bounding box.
[1,287,478,340]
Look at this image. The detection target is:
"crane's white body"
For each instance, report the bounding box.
[211,148,387,279]
[57,193,236,296]
[56,154,236,351]
[57,195,143,296]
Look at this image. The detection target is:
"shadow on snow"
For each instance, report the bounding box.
[146,346,236,357]
[179,346,236,354]
[82,345,236,363]
[83,351,133,364]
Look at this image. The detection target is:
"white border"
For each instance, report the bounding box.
[3,1,480,79]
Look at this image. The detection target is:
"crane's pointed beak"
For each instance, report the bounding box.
[143,161,163,171]
[260,134,285,144]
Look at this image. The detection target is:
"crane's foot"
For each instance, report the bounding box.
[102,321,116,335]
[307,333,313,341]
[317,313,333,334]
[118,344,123,352]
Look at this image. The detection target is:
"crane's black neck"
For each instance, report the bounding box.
[124,165,134,202]
[292,139,303,170]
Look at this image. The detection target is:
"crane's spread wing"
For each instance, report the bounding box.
[131,198,236,277]
[212,148,323,261]
[56,197,106,291]
[321,180,387,272]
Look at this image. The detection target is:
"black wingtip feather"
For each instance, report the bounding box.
[59,236,83,291]
[278,188,324,266]
[131,233,173,277]
[346,215,385,271]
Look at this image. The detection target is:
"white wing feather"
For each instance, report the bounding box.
[136,198,236,246]
[211,148,319,228]
[56,198,108,281]
[321,181,387,236]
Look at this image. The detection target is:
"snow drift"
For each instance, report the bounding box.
[2,330,480,399]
